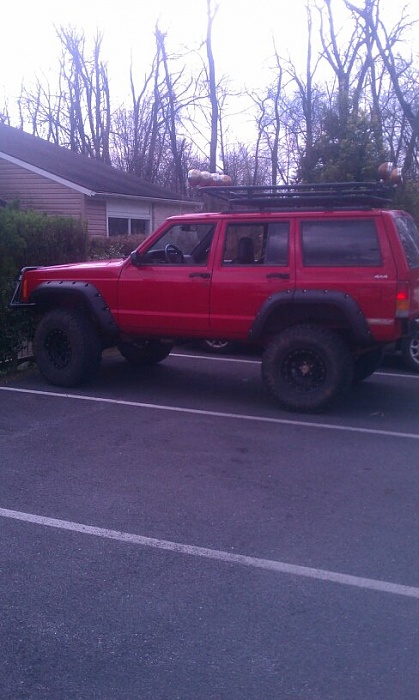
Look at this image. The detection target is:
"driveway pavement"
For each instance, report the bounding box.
[1,350,419,699]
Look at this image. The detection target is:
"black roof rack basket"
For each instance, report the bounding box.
[197,182,396,211]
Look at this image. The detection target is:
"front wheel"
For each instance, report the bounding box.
[262,325,354,413]
[118,339,173,366]
[34,309,102,387]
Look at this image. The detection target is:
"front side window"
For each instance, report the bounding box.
[142,223,215,265]
[222,222,289,266]
[301,219,382,266]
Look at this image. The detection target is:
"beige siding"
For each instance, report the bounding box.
[0,159,84,216]
[0,156,201,238]
[85,197,107,236]
[152,200,202,232]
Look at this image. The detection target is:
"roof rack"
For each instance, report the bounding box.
[197,182,396,211]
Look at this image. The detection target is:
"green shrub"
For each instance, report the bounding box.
[0,209,146,369]
[88,234,145,260]
[0,205,87,369]
[0,279,35,372]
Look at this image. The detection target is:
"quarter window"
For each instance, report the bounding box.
[301,219,382,266]
[394,215,419,269]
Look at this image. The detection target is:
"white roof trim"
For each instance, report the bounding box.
[96,192,201,206]
[0,151,95,196]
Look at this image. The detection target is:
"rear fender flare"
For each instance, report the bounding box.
[248,289,372,344]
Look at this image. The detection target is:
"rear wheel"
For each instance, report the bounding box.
[34,308,102,387]
[262,324,354,413]
[118,339,173,366]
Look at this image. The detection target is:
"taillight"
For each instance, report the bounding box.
[395,281,410,318]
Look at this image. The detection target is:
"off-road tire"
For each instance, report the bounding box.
[262,324,354,413]
[34,309,102,387]
[118,339,173,366]
[353,349,383,382]
[401,334,419,372]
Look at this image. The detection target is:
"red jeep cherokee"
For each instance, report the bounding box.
[10,182,419,412]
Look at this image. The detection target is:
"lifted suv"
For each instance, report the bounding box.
[10,182,419,412]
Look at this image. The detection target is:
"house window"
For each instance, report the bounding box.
[108,217,149,237]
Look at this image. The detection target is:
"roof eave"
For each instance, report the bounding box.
[93,191,202,206]
[0,151,202,205]
[0,151,95,196]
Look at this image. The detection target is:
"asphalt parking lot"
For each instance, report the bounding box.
[1,348,419,700]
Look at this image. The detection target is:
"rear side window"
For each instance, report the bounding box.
[222,221,289,265]
[394,215,419,269]
[301,219,382,267]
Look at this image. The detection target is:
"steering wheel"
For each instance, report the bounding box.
[165,243,185,263]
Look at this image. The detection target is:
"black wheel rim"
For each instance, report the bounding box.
[45,329,72,369]
[282,349,326,393]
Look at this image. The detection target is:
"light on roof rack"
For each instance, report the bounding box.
[377,161,403,184]
[188,169,232,187]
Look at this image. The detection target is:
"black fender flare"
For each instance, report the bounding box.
[248,289,373,344]
[29,280,119,339]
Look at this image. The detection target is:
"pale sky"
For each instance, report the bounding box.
[0,0,305,105]
[1,0,418,131]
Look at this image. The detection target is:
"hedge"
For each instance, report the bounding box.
[0,205,88,369]
[0,205,148,371]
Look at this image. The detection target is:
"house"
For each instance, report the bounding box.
[0,123,201,237]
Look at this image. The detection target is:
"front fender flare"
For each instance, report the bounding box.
[29,280,119,338]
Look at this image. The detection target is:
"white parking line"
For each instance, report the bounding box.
[172,352,419,379]
[172,352,260,364]
[1,385,419,440]
[1,506,419,599]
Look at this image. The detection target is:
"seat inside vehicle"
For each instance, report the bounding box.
[235,236,255,264]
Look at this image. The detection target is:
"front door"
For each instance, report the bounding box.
[118,221,217,335]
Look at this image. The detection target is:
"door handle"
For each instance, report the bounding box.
[189,272,211,279]
[266,272,290,280]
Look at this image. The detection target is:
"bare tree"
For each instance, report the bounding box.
[56,27,111,161]
[205,0,219,171]
[345,0,419,163]
[250,67,284,185]
[18,27,112,163]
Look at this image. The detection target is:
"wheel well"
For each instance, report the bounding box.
[259,302,357,346]
[34,292,116,347]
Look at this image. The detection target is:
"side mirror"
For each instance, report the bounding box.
[130,250,143,267]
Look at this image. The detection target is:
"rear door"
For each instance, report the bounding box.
[209,218,295,337]
[295,212,398,342]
